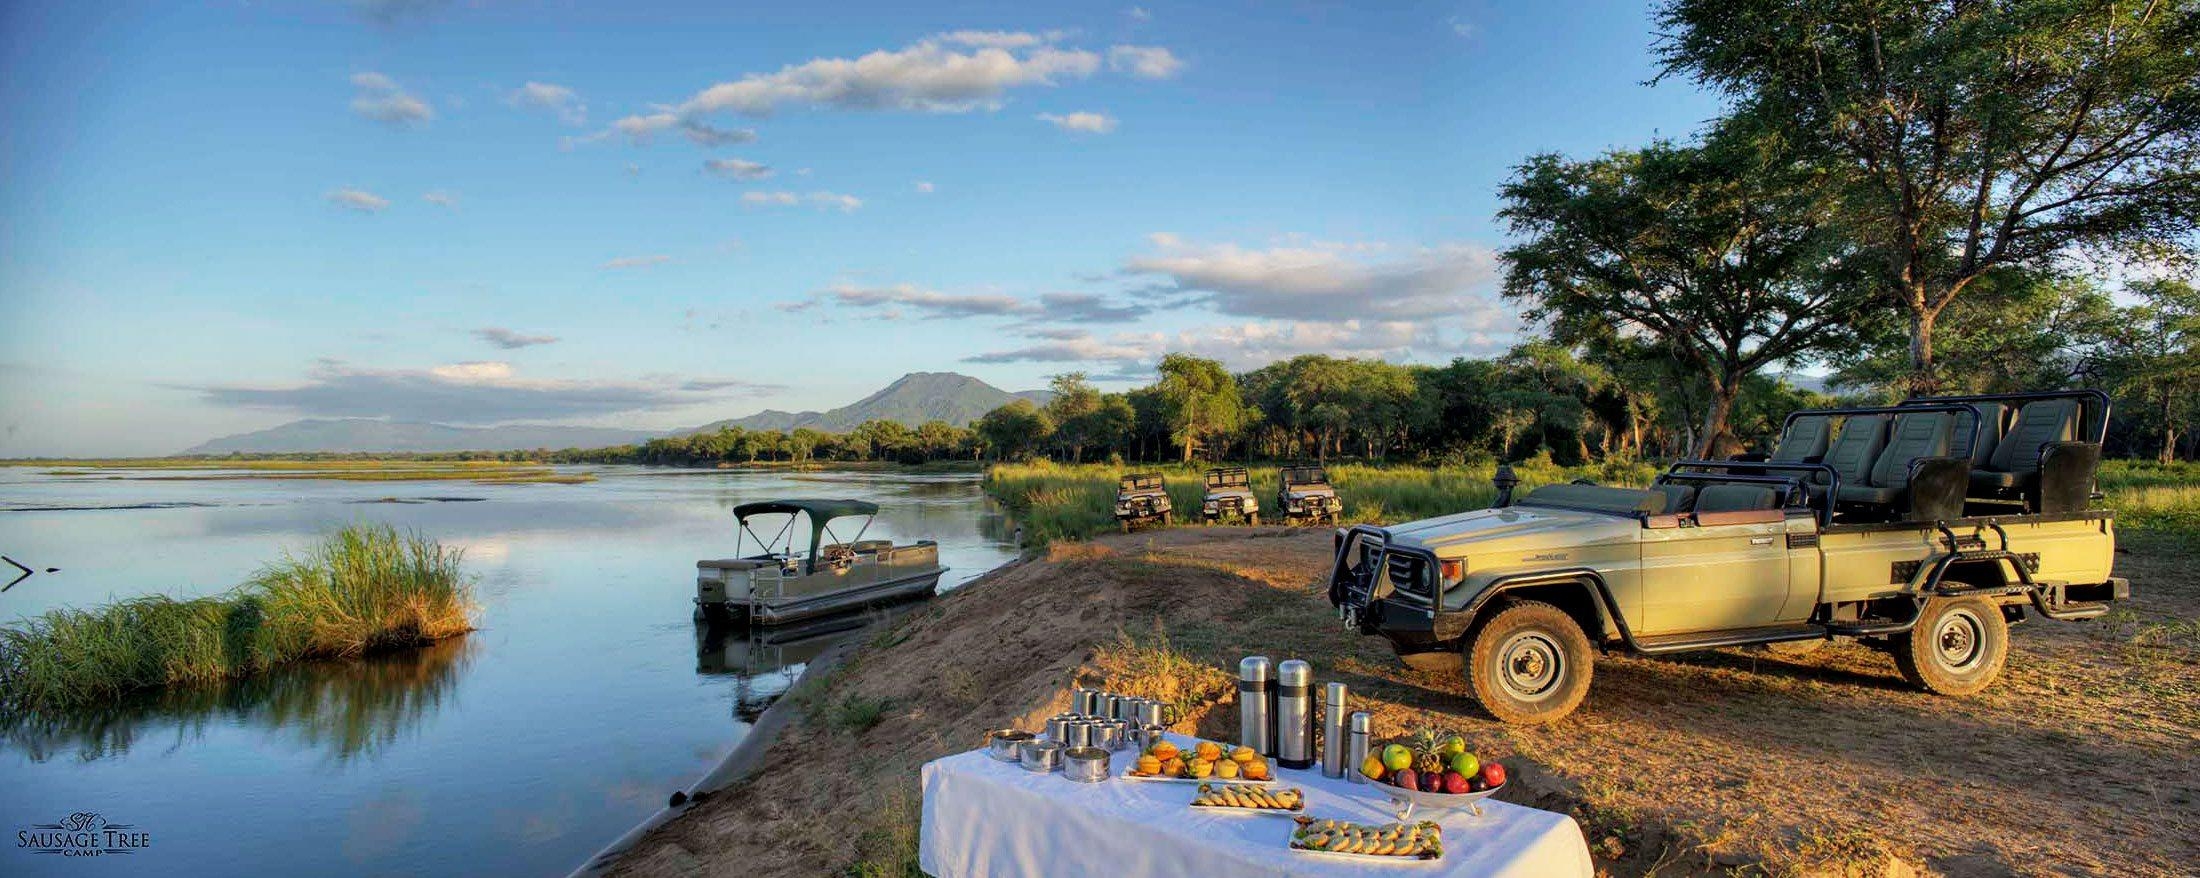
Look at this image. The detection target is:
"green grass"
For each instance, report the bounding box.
[982,455,1661,544]
[2098,460,2200,545]
[0,524,476,715]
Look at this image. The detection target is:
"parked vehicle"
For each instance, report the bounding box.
[695,499,946,626]
[1277,464,1340,525]
[1329,390,2128,724]
[1115,473,1173,531]
[1201,467,1260,525]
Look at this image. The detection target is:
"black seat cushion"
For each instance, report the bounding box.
[1969,469,2028,491]
[1696,484,1779,512]
[1837,484,1903,505]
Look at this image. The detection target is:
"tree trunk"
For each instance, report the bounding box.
[2164,392,2178,465]
[1907,299,1941,395]
[1696,378,1736,459]
[1181,434,1194,463]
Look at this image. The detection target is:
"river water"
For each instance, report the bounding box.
[0,464,1017,876]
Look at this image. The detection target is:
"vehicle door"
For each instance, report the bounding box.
[1637,511,1794,635]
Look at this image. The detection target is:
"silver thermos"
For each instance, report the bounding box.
[1276,659,1315,770]
[1347,711,1372,784]
[1237,656,1274,757]
[1322,681,1348,778]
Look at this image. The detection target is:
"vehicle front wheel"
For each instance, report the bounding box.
[1465,600,1594,724]
[1248,512,1260,526]
[1892,594,2008,696]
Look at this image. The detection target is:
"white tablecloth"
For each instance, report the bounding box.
[920,734,1593,878]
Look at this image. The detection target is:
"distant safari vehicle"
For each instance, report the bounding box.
[1114,473,1173,531]
[1277,464,1340,525]
[1201,467,1260,524]
[1331,390,2127,724]
[695,499,946,626]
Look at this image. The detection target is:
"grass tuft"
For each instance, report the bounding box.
[0,524,474,715]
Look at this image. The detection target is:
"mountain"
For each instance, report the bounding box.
[682,372,1052,435]
[180,420,660,455]
[180,372,1050,453]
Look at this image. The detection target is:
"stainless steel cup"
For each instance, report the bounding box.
[1071,687,1098,716]
[1062,746,1110,783]
[986,729,1035,762]
[1045,714,1074,742]
[1066,721,1093,750]
[1021,740,1064,772]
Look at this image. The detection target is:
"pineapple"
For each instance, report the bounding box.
[1407,727,1447,775]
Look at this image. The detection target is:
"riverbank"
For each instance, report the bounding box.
[606,525,2199,876]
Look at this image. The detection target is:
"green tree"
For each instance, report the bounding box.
[1829,269,2118,396]
[1500,135,1872,455]
[2102,279,2200,462]
[973,400,1054,462]
[1042,373,1104,462]
[1657,0,2200,389]
[1153,353,1248,462]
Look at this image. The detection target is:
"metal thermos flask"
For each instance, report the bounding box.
[1237,657,1274,757]
[1322,681,1348,778]
[1276,660,1315,770]
[1346,711,1372,784]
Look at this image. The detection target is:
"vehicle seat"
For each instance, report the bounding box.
[1770,415,1833,463]
[1810,415,1889,500]
[1653,483,1698,513]
[1695,484,1779,513]
[1970,399,2079,493]
[1946,402,2006,466]
[1838,412,1952,506]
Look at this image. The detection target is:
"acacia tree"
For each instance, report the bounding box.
[1499,135,1874,457]
[2102,279,2200,462]
[1154,353,1247,462]
[1657,0,2200,390]
[1042,372,1104,462]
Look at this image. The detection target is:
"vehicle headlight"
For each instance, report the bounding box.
[1204,501,1218,511]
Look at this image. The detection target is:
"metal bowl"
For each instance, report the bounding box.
[1062,747,1110,783]
[985,729,1036,763]
[1375,780,1506,820]
[1020,740,1064,773]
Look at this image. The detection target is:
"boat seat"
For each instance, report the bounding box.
[1969,399,2079,495]
[1653,483,1698,513]
[1770,415,1833,463]
[851,540,894,554]
[1837,412,1952,506]
[1695,484,1779,513]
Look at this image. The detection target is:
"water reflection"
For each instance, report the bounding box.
[3,637,473,763]
[694,598,928,721]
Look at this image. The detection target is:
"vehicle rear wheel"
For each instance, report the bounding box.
[1892,594,2008,696]
[1465,600,1594,724]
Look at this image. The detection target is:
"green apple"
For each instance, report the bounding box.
[1440,735,1467,757]
[1380,743,1412,772]
[1448,752,1478,778]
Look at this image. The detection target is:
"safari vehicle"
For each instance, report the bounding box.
[1329,390,2129,724]
[1278,464,1341,525]
[695,499,946,626]
[1201,467,1260,524]
[1114,473,1173,531]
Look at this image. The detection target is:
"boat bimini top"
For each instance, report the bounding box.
[732,498,881,571]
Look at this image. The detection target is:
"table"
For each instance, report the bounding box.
[919,734,1593,878]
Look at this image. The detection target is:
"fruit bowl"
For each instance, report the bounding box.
[1374,780,1505,821]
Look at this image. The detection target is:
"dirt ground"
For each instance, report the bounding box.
[610,526,2199,877]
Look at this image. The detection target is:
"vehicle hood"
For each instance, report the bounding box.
[1282,488,1336,499]
[1117,489,1168,500]
[1204,489,1255,500]
[1378,505,1638,557]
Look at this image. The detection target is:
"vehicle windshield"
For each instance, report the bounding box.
[1205,469,1249,488]
[1282,466,1328,486]
[1120,475,1163,491]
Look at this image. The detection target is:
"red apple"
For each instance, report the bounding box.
[1394,768,1417,791]
[1442,771,1470,794]
[1481,762,1506,788]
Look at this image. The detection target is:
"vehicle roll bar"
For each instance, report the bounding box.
[1662,461,1841,526]
[1901,389,2111,445]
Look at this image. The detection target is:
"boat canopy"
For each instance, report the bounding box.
[731,499,880,568]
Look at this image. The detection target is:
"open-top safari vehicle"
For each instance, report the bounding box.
[1114,473,1173,531]
[1329,390,2129,724]
[1277,464,1340,525]
[1201,466,1260,524]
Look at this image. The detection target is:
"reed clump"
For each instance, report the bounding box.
[0,524,474,715]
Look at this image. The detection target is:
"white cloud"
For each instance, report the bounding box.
[353,0,448,25]
[605,112,760,147]
[965,330,1158,365]
[422,190,459,208]
[964,319,1490,371]
[327,188,391,213]
[195,358,776,423]
[350,71,434,126]
[1035,292,1150,322]
[914,180,937,193]
[508,81,586,125]
[1121,235,1505,321]
[472,327,557,349]
[1037,111,1118,133]
[1127,7,1152,22]
[1107,45,1183,79]
[742,191,863,212]
[1449,16,1475,38]
[674,35,1103,117]
[933,29,1067,49]
[703,157,774,180]
[790,284,1029,319]
[601,255,672,269]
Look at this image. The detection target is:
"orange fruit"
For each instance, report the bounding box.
[1229,746,1257,763]
[1195,741,1222,762]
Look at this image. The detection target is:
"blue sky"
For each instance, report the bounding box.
[0,0,1725,456]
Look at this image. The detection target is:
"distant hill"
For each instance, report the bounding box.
[180,420,659,455]
[179,372,1050,454]
[682,372,1052,435]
